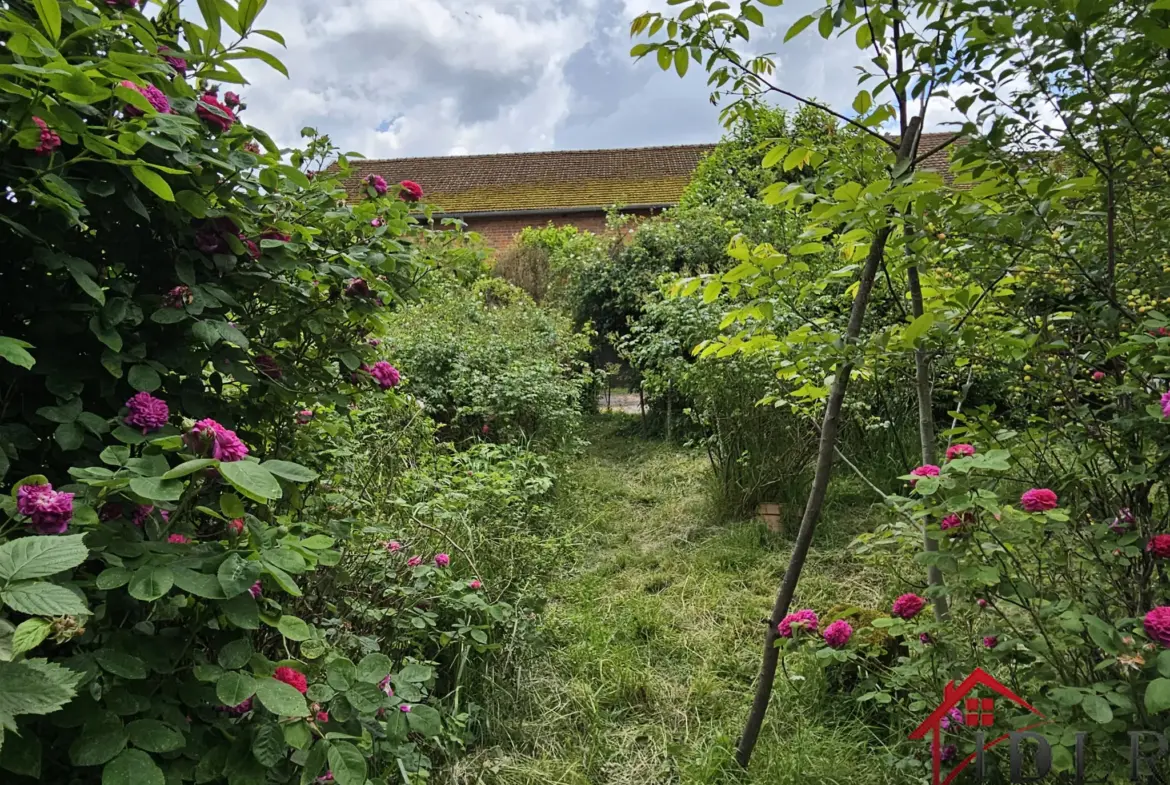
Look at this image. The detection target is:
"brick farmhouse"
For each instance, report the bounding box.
[344,134,956,249]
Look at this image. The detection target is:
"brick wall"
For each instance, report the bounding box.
[451,207,662,249]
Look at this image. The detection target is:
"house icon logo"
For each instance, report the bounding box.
[909,668,1049,785]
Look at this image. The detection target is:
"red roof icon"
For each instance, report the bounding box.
[910,668,1047,785]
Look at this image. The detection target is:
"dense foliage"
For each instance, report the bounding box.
[0,2,585,784]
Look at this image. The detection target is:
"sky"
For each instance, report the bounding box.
[234,0,925,161]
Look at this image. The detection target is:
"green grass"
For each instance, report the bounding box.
[460,416,909,784]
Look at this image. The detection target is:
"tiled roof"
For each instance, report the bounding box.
[344,134,959,215]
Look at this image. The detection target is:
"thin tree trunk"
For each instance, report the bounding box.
[907,263,949,621]
[735,118,921,769]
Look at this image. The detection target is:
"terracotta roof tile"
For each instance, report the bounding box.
[345,134,960,215]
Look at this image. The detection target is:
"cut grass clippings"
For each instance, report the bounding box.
[461,415,913,785]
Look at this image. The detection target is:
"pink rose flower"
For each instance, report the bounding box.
[17,483,73,534]
[365,174,388,196]
[469,579,482,590]
[1148,535,1170,559]
[398,180,423,202]
[407,555,423,567]
[945,443,975,461]
[168,533,191,544]
[909,464,941,486]
[32,117,60,156]
[369,361,400,390]
[823,619,852,649]
[1020,488,1058,512]
[777,609,819,638]
[120,79,171,115]
[434,553,450,567]
[188,418,249,462]
[1144,607,1170,647]
[197,93,236,132]
[891,593,926,619]
[124,391,170,433]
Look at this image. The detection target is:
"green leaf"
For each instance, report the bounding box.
[127,365,161,392]
[903,312,935,346]
[1146,678,1170,714]
[785,14,816,41]
[344,681,383,713]
[65,257,105,305]
[0,337,35,370]
[0,534,88,581]
[397,663,433,684]
[94,649,147,680]
[96,567,131,590]
[673,47,689,77]
[405,704,442,738]
[356,653,393,684]
[70,713,127,766]
[260,460,318,483]
[216,671,257,707]
[299,535,334,550]
[128,477,184,502]
[32,0,61,41]
[277,615,312,641]
[162,459,217,480]
[127,565,174,602]
[251,723,285,767]
[1049,687,1083,707]
[217,638,252,670]
[54,422,83,450]
[326,657,355,691]
[102,749,164,785]
[131,167,174,202]
[220,493,246,519]
[217,554,262,598]
[219,461,282,502]
[1159,650,1170,678]
[174,190,209,218]
[126,720,184,753]
[300,740,329,785]
[0,660,79,716]
[3,581,88,616]
[36,397,81,424]
[326,741,366,785]
[1081,694,1113,724]
[222,592,260,629]
[1,732,41,777]
[254,678,308,717]
[283,720,311,751]
[171,567,226,599]
[10,618,51,655]
[263,562,301,597]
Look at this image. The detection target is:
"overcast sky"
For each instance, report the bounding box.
[237,0,954,161]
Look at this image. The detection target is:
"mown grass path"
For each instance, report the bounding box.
[467,416,907,785]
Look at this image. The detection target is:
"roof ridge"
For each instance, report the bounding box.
[357,142,718,165]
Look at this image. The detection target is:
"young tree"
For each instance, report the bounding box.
[629,0,962,766]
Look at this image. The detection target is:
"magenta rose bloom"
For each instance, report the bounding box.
[345,278,373,298]
[891,593,926,619]
[398,180,423,202]
[1145,607,1170,647]
[407,555,423,567]
[124,391,169,433]
[188,418,249,462]
[1021,488,1058,512]
[32,117,61,156]
[120,80,171,115]
[365,174,388,196]
[939,707,962,730]
[159,46,187,74]
[369,361,400,390]
[222,697,252,715]
[434,553,450,568]
[982,635,998,649]
[164,285,193,308]
[197,93,236,132]
[248,581,262,599]
[255,354,282,380]
[777,609,819,638]
[823,619,853,649]
[909,464,941,486]
[940,514,963,531]
[224,91,241,108]
[1148,535,1170,559]
[945,443,975,461]
[17,483,74,534]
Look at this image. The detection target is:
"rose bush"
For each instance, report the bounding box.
[0,1,531,783]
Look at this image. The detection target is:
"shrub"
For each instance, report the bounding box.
[380,280,593,450]
[0,1,510,782]
[492,244,553,302]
